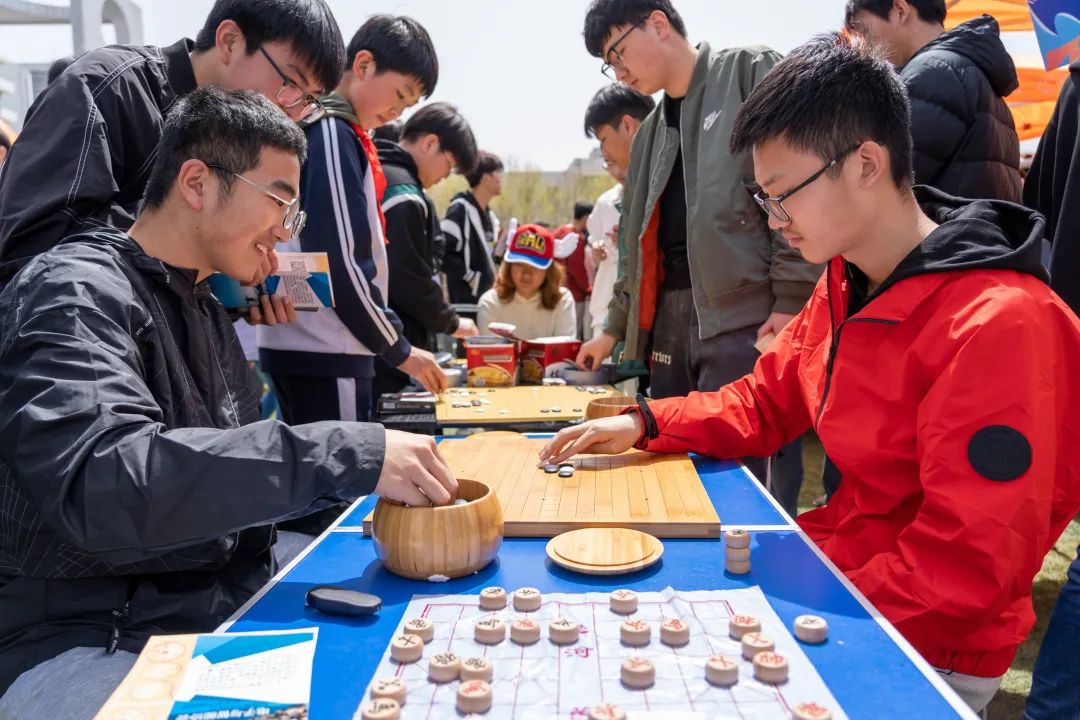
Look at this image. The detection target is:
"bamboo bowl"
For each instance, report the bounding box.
[371,479,504,580]
[585,395,637,420]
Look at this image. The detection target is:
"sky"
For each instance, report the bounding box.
[0,0,1042,170]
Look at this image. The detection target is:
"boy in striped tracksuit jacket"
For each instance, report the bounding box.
[259,15,445,433]
[440,151,505,304]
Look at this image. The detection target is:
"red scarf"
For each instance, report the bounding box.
[350,121,389,244]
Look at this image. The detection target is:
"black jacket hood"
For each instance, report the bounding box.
[376,138,421,183]
[891,186,1048,286]
[916,15,1019,97]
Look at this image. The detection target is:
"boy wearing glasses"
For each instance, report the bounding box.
[577,0,822,404]
[374,103,483,398]
[576,0,820,505]
[258,15,446,458]
[541,34,1080,713]
[0,0,345,318]
[0,87,457,718]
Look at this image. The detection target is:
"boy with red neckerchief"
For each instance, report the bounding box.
[259,14,447,437]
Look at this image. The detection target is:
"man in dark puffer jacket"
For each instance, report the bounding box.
[846,0,1022,202]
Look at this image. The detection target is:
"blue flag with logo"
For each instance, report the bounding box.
[1030,0,1080,69]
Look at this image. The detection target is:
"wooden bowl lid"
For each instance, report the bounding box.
[545,528,664,576]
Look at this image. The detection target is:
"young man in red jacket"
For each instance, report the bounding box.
[540,33,1080,713]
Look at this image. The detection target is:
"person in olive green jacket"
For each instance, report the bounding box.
[576,0,822,498]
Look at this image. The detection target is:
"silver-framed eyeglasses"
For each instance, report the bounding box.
[258,46,326,124]
[208,164,307,237]
[753,144,861,223]
[600,25,639,79]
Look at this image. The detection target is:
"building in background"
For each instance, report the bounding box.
[0,0,143,130]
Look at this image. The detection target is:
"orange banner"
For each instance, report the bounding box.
[1012,66,1070,103]
[944,0,1034,31]
[1009,69,1069,140]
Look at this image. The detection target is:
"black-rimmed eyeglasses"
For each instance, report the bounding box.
[600,25,640,80]
[208,164,307,237]
[258,46,325,124]
[753,144,861,223]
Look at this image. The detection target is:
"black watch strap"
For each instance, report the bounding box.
[635,393,660,440]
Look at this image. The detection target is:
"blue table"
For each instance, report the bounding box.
[223,446,976,720]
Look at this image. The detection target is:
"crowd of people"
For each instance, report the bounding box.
[0,0,1076,718]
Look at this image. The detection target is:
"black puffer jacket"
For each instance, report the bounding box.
[901,15,1022,202]
[0,229,385,693]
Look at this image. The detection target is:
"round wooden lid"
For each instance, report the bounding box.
[545,528,664,576]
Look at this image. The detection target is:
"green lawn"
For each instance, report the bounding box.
[797,434,1077,719]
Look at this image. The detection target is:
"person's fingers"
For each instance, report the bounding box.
[283,297,298,323]
[244,305,262,326]
[586,353,601,371]
[756,320,771,340]
[426,444,457,495]
[425,374,441,395]
[413,467,452,506]
[259,294,278,326]
[574,346,591,370]
[539,425,588,463]
[415,366,437,395]
[416,456,456,507]
[270,295,292,324]
[546,429,601,465]
[395,479,431,507]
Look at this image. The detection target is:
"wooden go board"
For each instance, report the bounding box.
[436,385,621,425]
[362,433,721,538]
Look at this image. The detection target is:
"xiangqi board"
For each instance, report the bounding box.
[360,587,846,719]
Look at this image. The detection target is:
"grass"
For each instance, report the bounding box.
[797,434,1078,719]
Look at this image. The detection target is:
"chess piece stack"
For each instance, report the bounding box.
[725,529,751,574]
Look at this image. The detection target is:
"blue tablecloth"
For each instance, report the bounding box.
[225,440,973,719]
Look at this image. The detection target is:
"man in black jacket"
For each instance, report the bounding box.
[845,0,1023,202]
[374,103,482,398]
[0,0,345,296]
[0,88,456,719]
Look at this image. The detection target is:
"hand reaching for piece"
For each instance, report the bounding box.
[374,430,458,506]
[452,317,480,339]
[399,347,449,395]
[576,333,617,371]
[538,413,644,465]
